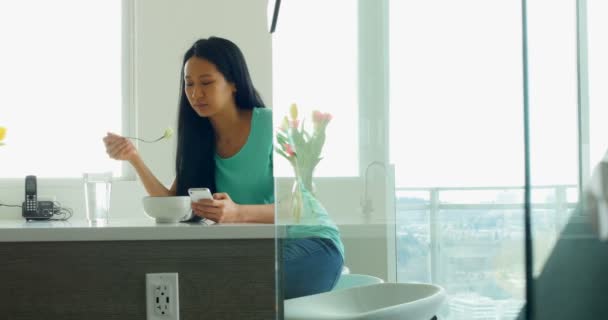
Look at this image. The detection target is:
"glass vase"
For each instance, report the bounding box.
[290,167,316,223]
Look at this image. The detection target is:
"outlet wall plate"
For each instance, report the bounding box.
[146,273,179,320]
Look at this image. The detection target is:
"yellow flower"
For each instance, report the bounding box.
[163,127,174,139]
[0,127,6,142]
[290,103,298,120]
[280,116,289,131]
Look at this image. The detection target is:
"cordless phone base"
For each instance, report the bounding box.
[22,201,54,220]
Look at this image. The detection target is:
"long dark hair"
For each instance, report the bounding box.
[175,37,266,199]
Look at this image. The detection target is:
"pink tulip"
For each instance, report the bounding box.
[290,120,300,129]
[284,143,295,157]
[323,113,333,122]
[312,110,323,123]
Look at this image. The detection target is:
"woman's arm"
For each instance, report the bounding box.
[192,192,275,224]
[130,156,176,196]
[238,204,275,223]
[103,132,175,197]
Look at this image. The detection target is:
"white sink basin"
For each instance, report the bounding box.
[333,274,384,291]
[285,283,445,320]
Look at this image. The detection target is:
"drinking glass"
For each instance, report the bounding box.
[83,172,112,225]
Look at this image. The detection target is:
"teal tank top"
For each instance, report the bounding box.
[214,107,345,258]
[214,107,275,205]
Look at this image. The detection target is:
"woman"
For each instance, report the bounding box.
[103,37,343,299]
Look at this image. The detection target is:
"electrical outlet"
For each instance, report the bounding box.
[146,273,179,320]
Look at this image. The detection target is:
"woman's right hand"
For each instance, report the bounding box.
[103,132,139,162]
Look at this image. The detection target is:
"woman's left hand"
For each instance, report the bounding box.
[191,192,242,223]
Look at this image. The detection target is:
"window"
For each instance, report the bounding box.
[390,1,581,319]
[588,0,608,167]
[390,1,527,319]
[389,0,525,189]
[0,0,125,178]
[271,0,359,177]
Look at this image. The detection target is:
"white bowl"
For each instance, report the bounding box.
[142,196,192,223]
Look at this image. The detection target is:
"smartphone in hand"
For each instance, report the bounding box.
[188,187,213,202]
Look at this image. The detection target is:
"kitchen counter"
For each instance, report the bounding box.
[0,218,280,319]
[0,217,392,242]
[0,218,283,242]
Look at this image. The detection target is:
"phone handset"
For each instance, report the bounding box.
[24,175,38,215]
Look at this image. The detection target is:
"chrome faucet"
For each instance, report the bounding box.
[361,161,386,218]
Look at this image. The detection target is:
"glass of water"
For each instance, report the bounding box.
[83,172,112,226]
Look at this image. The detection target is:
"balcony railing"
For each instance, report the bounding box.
[394,184,579,320]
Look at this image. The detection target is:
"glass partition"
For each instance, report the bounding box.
[272,1,608,319]
[272,1,399,319]
[525,0,608,319]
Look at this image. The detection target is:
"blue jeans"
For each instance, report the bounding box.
[282,237,344,299]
